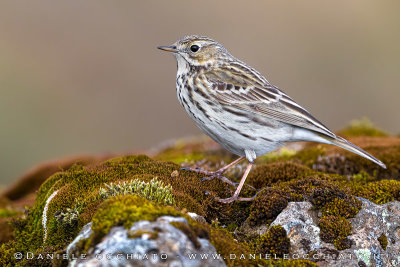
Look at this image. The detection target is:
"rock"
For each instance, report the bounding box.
[347,198,400,267]
[66,222,93,260]
[69,216,226,267]
[266,199,400,266]
[1,129,399,267]
[270,202,325,254]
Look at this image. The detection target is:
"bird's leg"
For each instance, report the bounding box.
[181,156,245,187]
[216,162,255,203]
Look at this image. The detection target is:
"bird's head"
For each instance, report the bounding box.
[158,35,229,69]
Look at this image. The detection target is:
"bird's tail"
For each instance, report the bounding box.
[328,135,386,169]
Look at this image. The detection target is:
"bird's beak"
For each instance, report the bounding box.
[157,45,178,53]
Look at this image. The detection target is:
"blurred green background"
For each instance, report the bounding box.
[0,1,399,186]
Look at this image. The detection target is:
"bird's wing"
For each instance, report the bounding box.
[200,66,336,139]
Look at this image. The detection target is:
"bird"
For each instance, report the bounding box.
[158,35,386,203]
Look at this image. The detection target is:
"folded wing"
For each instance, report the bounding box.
[199,67,336,139]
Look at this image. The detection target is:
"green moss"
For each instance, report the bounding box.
[319,215,352,250]
[257,147,298,163]
[255,225,290,257]
[295,147,326,167]
[248,189,289,226]
[317,193,361,250]
[321,197,361,218]
[309,183,359,210]
[0,209,19,218]
[352,180,400,204]
[99,177,175,205]
[88,195,180,248]
[257,146,325,168]
[155,149,206,165]
[226,222,238,232]
[0,241,18,267]
[378,233,388,250]
[337,118,388,138]
[351,171,377,184]
[154,137,234,166]
[247,162,313,189]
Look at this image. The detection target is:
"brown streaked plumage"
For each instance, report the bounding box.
[158,35,386,203]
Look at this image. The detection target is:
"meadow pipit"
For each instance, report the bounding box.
[158,35,386,203]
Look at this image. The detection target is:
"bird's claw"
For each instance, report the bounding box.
[215,194,257,203]
[181,166,237,187]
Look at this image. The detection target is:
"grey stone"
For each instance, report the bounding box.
[67,222,93,261]
[266,198,400,266]
[68,216,226,267]
[270,202,327,254]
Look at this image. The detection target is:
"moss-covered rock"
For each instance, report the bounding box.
[351,179,400,204]
[0,153,314,266]
[319,215,352,250]
[0,121,399,266]
[245,171,362,250]
[88,195,181,248]
[247,161,313,189]
[8,155,221,252]
[248,188,290,226]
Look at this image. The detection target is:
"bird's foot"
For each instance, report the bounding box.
[180,167,237,187]
[180,166,220,176]
[215,193,258,203]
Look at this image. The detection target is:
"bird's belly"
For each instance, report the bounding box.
[196,116,286,157]
[179,91,291,157]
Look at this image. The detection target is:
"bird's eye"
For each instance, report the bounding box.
[190,45,200,52]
